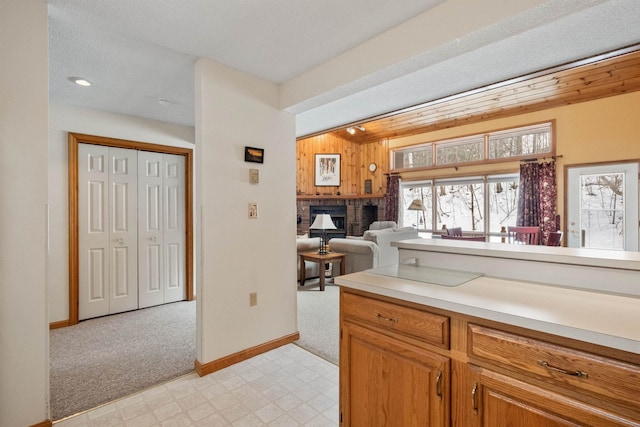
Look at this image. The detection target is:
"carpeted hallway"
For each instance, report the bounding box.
[50,300,196,421]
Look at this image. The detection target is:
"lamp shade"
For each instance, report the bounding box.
[407,199,426,211]
[309,214,337,230]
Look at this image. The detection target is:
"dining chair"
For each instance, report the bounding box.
[546,231,563,246]
[441,234,486,242]
[446,227,463,237]
[507,226,540,245]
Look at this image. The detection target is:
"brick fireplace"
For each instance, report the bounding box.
[297,197,386,238]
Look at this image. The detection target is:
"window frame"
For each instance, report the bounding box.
[400,173,520,239]
[390,121,554,172]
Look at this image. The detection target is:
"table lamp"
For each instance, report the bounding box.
[407,199,426,229]
[309,214,336,254]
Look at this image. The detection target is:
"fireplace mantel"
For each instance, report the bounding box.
[296,194,384,201]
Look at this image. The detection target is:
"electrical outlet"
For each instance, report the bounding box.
[249,292,258,306]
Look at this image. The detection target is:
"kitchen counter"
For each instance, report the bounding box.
[335,239,640,355]
[394,238,640,271]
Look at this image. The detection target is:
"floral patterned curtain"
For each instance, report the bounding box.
[517,161,557,245]
[384,174,400,222]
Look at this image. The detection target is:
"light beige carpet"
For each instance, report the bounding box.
[50,301,196,420]
[296,279,339,365]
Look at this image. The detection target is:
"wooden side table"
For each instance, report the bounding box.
[299,251,346,291]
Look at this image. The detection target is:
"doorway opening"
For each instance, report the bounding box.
[52,133,196,420]
[68,133,194,325]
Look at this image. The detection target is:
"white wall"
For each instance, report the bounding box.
[194,59,298,363]
[0,1,49,426]
[48,104,195,322]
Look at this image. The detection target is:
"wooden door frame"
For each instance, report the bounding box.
[68,133,194,326]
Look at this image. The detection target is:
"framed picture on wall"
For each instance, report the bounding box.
[244,146,264,163]
[315,153,341,186]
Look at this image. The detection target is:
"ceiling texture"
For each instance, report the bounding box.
[47,0,640,141]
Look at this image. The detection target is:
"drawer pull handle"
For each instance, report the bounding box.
[471,382,478,414]
[375,313,398,323]
[537,360,588,379]
[435,370,443,400]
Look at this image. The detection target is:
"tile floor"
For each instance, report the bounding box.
[54,344,338,427]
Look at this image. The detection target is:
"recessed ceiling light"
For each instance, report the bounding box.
[68,77,92,87]
[157,98,172,106]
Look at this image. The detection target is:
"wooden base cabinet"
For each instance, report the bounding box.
[454,361,640,427]
[340,321,449,426]
[340,288,450,426]
[340,288,640,427]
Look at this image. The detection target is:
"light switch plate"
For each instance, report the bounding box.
[248,203,258,218]
[249,168,259,184]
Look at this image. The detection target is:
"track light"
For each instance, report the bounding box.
[346,126,365,135]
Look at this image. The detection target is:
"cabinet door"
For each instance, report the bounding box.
[456,363,640,427]
[341,321,449,427]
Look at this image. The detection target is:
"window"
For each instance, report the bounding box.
[435,178,484,231]
[487,174,520,233]
[391,122,552,171]
[435,136,484,165]
[400,174,520,239]
[394,144,432,169]
[488,123,551,159]
[401,181,432,230]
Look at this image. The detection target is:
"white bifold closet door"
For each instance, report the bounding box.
[138,151,185,308]
[78,145,139,320]
[78,144,185,320]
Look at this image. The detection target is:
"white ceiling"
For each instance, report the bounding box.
[47,0,640,138]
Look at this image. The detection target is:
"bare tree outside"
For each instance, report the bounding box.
[488,179,519,232]
[435,183,484,231]
[581,173,625,249]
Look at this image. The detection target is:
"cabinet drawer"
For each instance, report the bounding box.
[342,291,449,348]
[468,323,640,409]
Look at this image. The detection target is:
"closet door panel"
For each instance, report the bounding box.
[79,144,110,320]
[109,148,138,314]
[138,151,165,308]
[163,154,186,303]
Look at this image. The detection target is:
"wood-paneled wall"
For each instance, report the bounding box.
[296,134,389,197]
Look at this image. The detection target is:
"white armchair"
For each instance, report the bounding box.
[329,226,420,274]
[328,239,379,274]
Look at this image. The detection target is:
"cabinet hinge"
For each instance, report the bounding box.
[340,328,343,339]
[340,412,343,424]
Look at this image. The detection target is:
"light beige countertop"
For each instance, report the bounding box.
[394,238,640,271]
[336,240,640,355]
